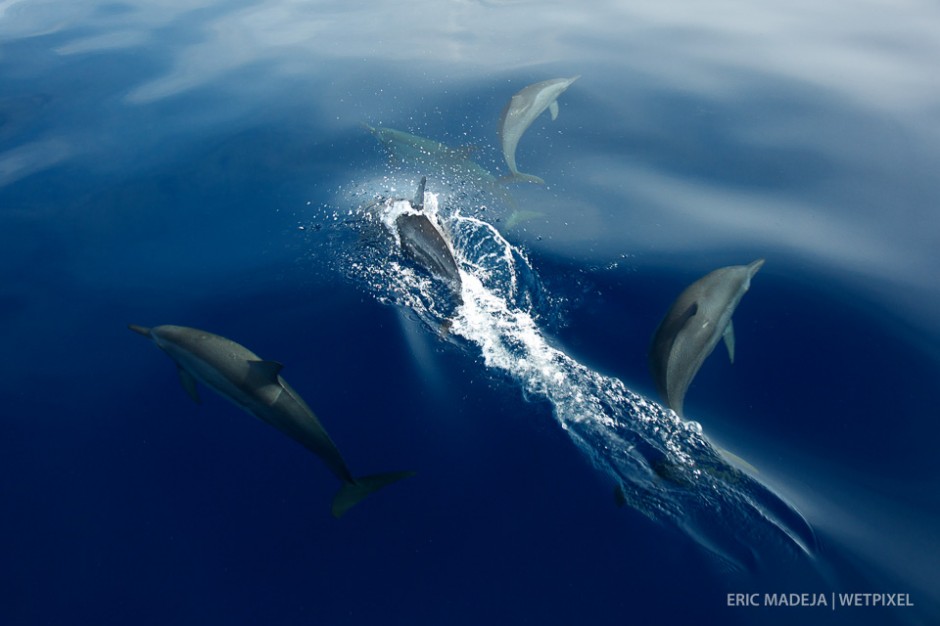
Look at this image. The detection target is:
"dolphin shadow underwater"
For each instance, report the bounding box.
[129,324,414,518]
[649,259,765,417]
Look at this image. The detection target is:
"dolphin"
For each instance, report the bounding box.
[364,124,541,228]
[648,259,765,417]
[395,177,463,304]
[364,123,498,188]
[498,76,580,184]
[128,324,414,518]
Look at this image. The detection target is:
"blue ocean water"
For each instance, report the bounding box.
[2,1,938,625]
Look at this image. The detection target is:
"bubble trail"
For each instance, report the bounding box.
[349,186,817,572]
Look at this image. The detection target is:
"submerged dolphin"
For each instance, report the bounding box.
[128,324,414,517]
[498,76,580,184]
[395,177,463,304]
[364,124,498,187]
[649,259,765,417]
[364,124,542,228]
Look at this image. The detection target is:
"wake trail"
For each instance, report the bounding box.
[346,186,817,572]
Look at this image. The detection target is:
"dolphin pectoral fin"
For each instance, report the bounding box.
[722,320,736,364]
[549,100,559,120]
[177,368,201,404]
[331,470,416,518]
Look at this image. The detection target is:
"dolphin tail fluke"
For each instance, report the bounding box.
[331,470,416,518]
[128,324,152,336]
[498,172,545,185]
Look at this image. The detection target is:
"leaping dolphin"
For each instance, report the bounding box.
[395,177,463,304]
[648,259,765,417]
[498,76,580,184]
[128,324,414,518]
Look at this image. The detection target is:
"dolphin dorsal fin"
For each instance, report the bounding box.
[177,368,201,404]
[412,176,427,211]
[247,360,284,385]
[722,319,736,363]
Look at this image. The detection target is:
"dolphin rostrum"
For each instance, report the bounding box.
[395,176,463,304]
[498,76,580,184]
[128,324,414,517]
[648,259,765,417]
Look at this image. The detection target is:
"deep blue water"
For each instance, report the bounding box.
[2,1,939,624]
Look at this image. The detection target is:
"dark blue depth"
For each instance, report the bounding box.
[1,3,938,625]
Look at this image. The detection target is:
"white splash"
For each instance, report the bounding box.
[348,187,817,568]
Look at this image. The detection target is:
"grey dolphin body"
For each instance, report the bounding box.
[395,177,463,304]
[365,124,539,228]
[649,259,765,417]
[498,76,580,184]
[128,324,413,517]
[364,124,498,188]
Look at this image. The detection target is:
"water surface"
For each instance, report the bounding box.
[2,1,938,624]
